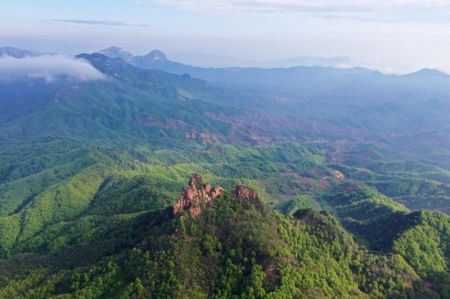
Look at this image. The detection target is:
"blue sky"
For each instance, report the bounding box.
[2,0,450,72]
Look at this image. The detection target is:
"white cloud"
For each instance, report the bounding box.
[50,19,150,27]
[149,0,448,8]
[0,55,106,82]
[145,0,450,22]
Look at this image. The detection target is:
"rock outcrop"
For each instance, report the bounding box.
[173,175,260,216]
[234,185,259,201]
[173,174,223,216]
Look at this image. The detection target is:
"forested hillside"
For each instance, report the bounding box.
[0,175,447,298]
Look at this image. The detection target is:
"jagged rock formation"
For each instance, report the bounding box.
[173,174,222,216]
[234,185,259,201]
[173,175,260,216]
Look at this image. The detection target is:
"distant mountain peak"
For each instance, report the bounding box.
[0,47,36,58]
[144,49,167,61]
[97,47,170,67]
[101,46,122,52]
[98,46,133,61]
[407,68,449,79]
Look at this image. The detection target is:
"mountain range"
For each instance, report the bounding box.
[99,46,355,68]
[0,46,449,297]
[0,47,36,58]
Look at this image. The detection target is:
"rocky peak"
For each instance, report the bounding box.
[142,50,167,63]
[234,185,259,201]
[188,173,204,189]
[173,174,223,216]
[99,46,133,62]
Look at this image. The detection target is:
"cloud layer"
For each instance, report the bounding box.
[0,56,106,82]
[146,0,450,22]
[51,19,150,27]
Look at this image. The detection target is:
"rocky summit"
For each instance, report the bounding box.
[173,174,223,216]
[234,185,259,201]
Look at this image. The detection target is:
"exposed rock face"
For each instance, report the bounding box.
[234,185,259,201]
[173,174,222,216]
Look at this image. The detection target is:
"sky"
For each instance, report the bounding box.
[2,0,450,73]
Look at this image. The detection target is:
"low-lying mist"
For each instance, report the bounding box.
[0,55,106,82]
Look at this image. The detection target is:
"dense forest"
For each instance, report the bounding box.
[0,175,449,298]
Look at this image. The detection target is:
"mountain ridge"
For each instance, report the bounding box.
[95,46,450,78]
[0,47,36,58]
[2,45,449,79]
